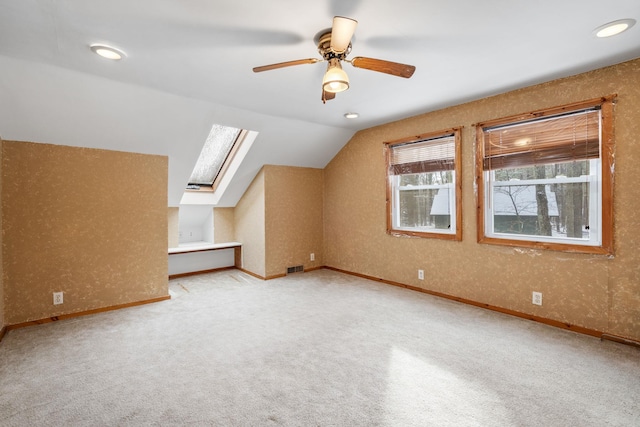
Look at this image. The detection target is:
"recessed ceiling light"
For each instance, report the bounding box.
[90,44,126,60]
[344,112,359,119]
[594,19,636,38]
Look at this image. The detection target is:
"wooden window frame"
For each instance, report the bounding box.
[385,128,462,241]
[475,96,615,254]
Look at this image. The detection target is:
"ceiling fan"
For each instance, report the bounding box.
[252,16,416,103]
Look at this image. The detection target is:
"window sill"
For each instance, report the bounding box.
[185,186,214,193]
[388,228,461,241]
[477,235,613,255]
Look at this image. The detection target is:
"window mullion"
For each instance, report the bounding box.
[590,160,601,244]
[393,175,401,229]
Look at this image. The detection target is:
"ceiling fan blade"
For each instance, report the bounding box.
[322,89,336,103]
[330,16,358,53]
[350,57,416,78]
[253,58,320,73]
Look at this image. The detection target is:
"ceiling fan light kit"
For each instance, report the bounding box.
[323,58,349,93]
[329,16,358,53]
[253,16,416,103]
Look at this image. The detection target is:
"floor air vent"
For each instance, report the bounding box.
[286,265,304,274]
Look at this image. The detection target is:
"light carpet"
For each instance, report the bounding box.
[0,269,638,426]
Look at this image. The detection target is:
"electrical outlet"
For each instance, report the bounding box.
[53,292,64,305]
[532,291,542,306]
[418,269,424,280]
[310,253,315,261]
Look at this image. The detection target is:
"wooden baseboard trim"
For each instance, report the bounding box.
[601,334,640,348]
[169,266,236,280]
[323,266,628,342]
[7,295,171,331]
[237,268,266,280]
[236,267,319,281]
[0,325,7,343]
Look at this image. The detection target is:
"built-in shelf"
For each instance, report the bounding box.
[168,242,242,278]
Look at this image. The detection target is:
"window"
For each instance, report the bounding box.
[385,128,462,240]
[476,97,615,254]
[188,124,248,192]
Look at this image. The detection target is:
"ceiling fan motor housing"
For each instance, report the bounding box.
[317,31,351,61]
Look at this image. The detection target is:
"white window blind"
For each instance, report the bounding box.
[389,134,456,175]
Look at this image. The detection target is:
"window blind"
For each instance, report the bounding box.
[389,135,455,175]
[483,109,600,170]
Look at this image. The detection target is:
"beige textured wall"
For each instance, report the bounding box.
[324,58,640,341]
[2,141,168,325]
[213,207,235,243]
[234,168,266,277]
[0,138,3,331]
[168,207,179,248]
[264,165,323,278]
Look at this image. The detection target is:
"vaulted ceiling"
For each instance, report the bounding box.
[1,0,638,206]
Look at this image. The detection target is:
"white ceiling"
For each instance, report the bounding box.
[0,0,639,206]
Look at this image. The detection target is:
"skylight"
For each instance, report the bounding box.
[188,124,242,187]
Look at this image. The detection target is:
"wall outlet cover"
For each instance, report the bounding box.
[53,291,64,305]
[532,291,542,306]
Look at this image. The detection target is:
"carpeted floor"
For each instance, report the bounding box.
[0,269,638,426]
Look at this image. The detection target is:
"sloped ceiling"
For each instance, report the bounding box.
[0,0,638,206]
